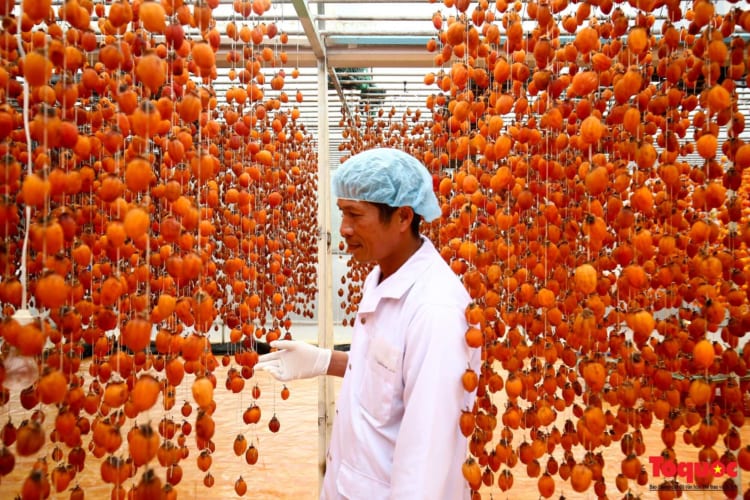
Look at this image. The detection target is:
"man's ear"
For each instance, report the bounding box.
[398,206,415,230]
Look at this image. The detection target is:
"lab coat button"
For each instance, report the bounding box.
[360,317,366,324]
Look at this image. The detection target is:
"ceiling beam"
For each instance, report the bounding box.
[290,0,354,125]
[326,47,433,68]
[291,0,325,59]
[217,44,434,69]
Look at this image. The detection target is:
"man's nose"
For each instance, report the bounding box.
[339,219,353,237]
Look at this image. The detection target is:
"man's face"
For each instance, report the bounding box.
[337,199,400,265]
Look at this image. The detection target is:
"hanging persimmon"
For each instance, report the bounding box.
[139,1,167,33]
[462,457,482,491]
[268,414,280,433]
[243,404,261,425]
[192,377,214,409]
[128,424,160,467]
[35,273,70,310]
[121,317,152,352]
[15,420,45,457]
[130,375,161,413]
[133,468,163,499]
[37,369,67,405]
[245,444,258,465]
[195,410,215,441]
[234,476,247,496]
[135,52,166,94]
[166,464,183,487]
[692,339,715,369]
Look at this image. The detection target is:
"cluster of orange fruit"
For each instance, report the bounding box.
[333,0,750,498]
[0,0,318,496]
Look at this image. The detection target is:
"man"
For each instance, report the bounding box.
[256,148,480,499]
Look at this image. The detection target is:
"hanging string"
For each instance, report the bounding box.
[16,2,33,313]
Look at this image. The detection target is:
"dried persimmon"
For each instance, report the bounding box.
[16,420,45,456]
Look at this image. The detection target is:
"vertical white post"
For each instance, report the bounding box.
[316,58,335,494]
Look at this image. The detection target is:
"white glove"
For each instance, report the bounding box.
[255,340,332,381]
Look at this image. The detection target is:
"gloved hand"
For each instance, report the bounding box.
[255,340,332,381]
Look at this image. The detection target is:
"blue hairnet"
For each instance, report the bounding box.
[332,148,441,222]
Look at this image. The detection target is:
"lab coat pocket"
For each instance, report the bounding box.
[336,461,389,500]
[359,337,400,424]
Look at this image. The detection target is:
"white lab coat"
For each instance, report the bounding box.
[321,237,481,500]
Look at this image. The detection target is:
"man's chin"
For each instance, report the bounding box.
[347,247,370,263]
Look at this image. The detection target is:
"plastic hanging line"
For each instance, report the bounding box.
[15,3,34,316]
[5,0,40,391]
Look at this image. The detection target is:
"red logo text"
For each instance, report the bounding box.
[649,456,738,484]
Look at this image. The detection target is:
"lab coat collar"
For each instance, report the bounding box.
[357,236,435,314]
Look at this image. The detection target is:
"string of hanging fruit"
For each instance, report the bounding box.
[0,0,319,496]
[335,0,750,498]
